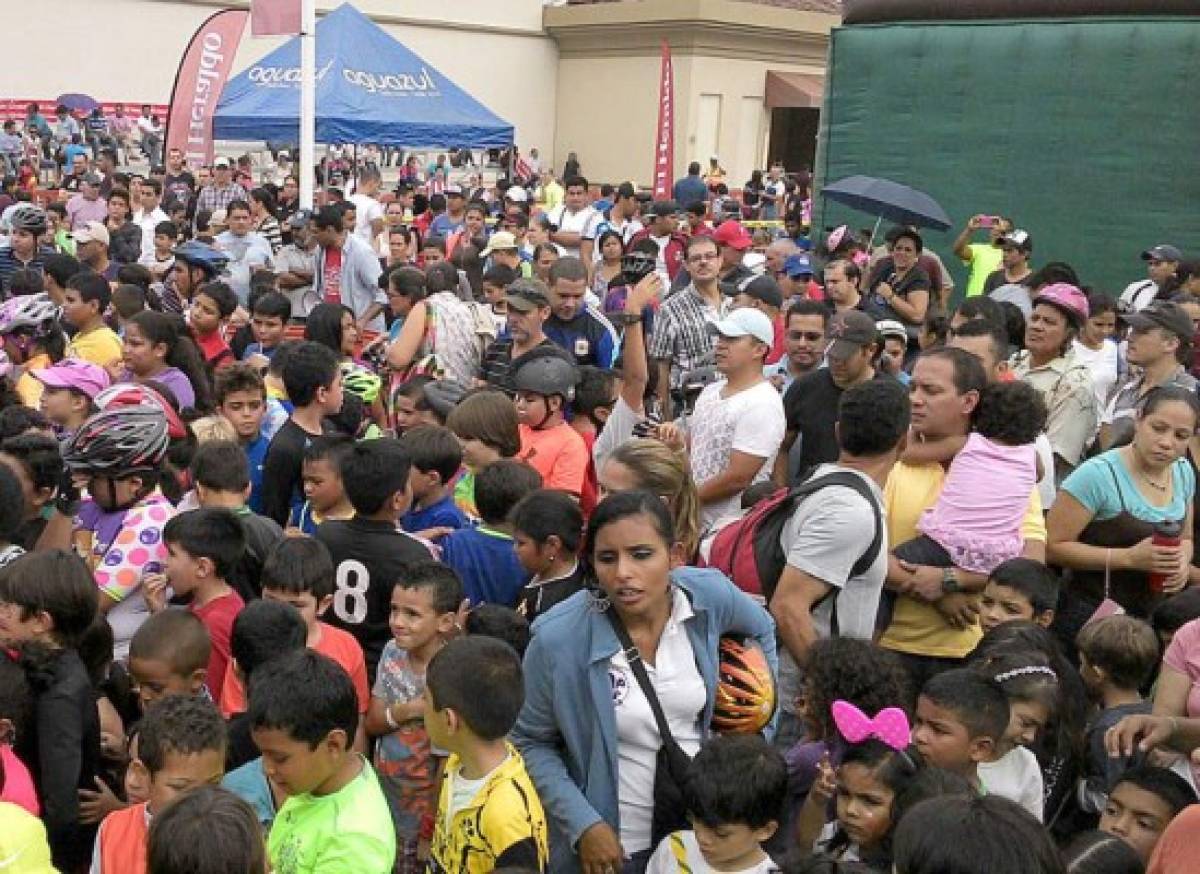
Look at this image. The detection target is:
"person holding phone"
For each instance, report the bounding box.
[953,212,1014,298]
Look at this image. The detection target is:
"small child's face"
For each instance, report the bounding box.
[514,532,552,577]
[144,747,225,815]
[251,314,286,348]
[163,542,204,593]
[1003,698,1050,749]
[834,761,895,851]
[407,466,437,502]
[911,695,986,775]
[154,232,173,252]
[190,293,224,336]
[218,389,266,442]
[482,283,506,306]
[389,585,450,653]
[0,600,45,646]
[124,734,150,804]
[978,581,1036,634]
[129,656,203,710]
[1100,781,1176,863]
[302,458,344,513]
[457,436,500,474]
[262,587,326,633]
[38,386,83,426]
[393,395,420,434]
[690,817,775,870]
[422,685,451,750]
[253,726,343,797]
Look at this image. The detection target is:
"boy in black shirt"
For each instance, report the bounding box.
[316,438,434,681]
[260,342,342,526]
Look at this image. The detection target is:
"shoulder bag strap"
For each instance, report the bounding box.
[605,607,678,747]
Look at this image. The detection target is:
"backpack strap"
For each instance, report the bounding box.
[775,471,885,630]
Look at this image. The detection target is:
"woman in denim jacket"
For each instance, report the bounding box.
[512,490,777,874]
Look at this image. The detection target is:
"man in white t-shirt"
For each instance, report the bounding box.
[348,166,385,246]
[767,377,910,748]
[680,307,785,531]
[548,175,601,265]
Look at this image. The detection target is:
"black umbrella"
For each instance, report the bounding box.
[820,174,952,232]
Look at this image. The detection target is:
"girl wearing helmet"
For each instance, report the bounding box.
[512,490,777,874]
[59,404,176,661]
[0,292,67,408]
[512,347,589,498]
[0,205,53,295]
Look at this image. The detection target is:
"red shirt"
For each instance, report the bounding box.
[322,245,344,305]
[191,589,245,707]
[194,328,232,369]
[767,315,785,365]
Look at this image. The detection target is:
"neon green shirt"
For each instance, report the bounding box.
[962,242,1003,298]
[268,757,396,874]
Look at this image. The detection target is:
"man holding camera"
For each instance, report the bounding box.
[953,212,1014,298]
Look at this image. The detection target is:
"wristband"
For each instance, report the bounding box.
[385,704,400,731]
[55,493,80,517]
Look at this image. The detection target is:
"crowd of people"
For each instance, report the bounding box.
[0,133,1197,874]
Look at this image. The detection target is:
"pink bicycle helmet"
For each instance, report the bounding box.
[1033,283,1089,327]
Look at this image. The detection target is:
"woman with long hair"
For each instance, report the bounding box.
[598,438,701,562]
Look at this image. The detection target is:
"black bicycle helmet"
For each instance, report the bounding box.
[62,405,170,476]
[422,379,467,420]
[8,204,48,236]
[512,353,579,401]
[620,249,658,285]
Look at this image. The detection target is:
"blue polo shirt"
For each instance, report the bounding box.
[544,308,619,369]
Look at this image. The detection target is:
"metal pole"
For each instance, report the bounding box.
[299,0,316,210]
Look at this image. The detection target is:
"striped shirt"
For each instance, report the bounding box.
[648,283,732,391]
[0,245,54,295]
[194,182,250,217]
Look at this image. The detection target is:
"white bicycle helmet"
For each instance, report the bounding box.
[0,293,59,335]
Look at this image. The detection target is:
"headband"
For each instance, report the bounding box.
[832,700,910,752]
[994,666,1057,683]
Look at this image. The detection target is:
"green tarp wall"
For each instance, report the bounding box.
[813,18,1200,298]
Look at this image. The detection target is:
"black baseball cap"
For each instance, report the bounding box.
[1142,244,1183,263]
[725,274,783,309]
[1122,300,1193,341]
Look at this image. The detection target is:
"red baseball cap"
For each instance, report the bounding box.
[712,220,751,252]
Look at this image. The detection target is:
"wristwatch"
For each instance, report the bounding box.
[941,567,962,595]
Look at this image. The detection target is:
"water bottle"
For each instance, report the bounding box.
[1149,519,1184,593]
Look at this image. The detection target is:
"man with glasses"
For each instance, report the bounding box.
[1098,300,1196,449]
[765,299,828,394]
[1120,243,1182,313]
[776,309,883,484]
[649,234,731,418]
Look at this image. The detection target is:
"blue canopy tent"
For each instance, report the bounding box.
[213,3,513,147]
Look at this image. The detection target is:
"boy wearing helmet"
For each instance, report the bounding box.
[59,404,177,661]
[0,205,54,295]
[167,240,228,312]
[512,348,588,498]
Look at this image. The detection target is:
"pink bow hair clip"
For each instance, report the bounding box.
[831,700,911,751]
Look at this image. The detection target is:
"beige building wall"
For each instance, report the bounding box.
[2,0,557,156]
[547,0,834,189]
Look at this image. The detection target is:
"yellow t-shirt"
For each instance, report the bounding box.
[65,326,123,369]
[963,242,1004,298]
[15,353,51,408]
[879,461,1046,659]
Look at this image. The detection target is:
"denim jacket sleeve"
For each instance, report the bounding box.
[675,566,778,675]
[511,624,605,849]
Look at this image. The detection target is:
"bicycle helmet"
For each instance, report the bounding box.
[512,354,579,401]
[711,636,776,735]
[62,405,171,476]
[0,293,60,335]
[1033,282,1089,329]
[171,240,229,278]
[422,379,466,420]
[620,249,658,285]
[95,382,188,441]
[7,205,48,236]
[341,364,382,405]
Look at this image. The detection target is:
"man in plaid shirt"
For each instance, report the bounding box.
[649,234,733,418]
[194,156,249,218]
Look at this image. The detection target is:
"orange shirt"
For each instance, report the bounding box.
[97,801,149,874]
[220,621,370,717]
[517,423,588,497]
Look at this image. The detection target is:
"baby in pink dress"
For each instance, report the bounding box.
[894,380,1047,574]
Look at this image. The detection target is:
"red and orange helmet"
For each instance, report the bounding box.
[711,636,776,735]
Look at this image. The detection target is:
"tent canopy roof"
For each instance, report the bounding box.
[214,3,513,147]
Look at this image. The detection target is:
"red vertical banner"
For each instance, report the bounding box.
[251,0,302,37]
[164,9,250,167]
[652,40,674,200]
